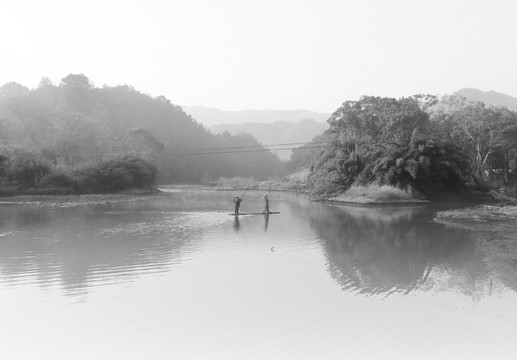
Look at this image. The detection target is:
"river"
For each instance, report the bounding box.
[0,187,516,360]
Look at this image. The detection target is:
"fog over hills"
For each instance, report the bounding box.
[181,106,330,160]
[182,106,330,127]
[184,89,517,162]
[210,119,329,161]
[0,75,285,183]
[455,88,517,111]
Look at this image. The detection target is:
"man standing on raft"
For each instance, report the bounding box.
[263,194,269,213]
[233,195,243,215]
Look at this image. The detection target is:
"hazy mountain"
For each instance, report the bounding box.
[210,118,329,160]
[0,75,285,183]
[455,88,517,111]
[183,105,330,127]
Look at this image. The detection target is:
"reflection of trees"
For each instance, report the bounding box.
[0,205,193,298]
[311,204,489,296]
[464,230,517,296]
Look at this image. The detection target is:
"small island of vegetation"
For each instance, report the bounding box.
[283,94,517,204]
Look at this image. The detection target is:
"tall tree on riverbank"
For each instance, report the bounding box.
[427,95,517,183]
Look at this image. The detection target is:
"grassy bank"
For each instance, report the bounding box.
[214,168,513,206]
[215,172,429,205]
[324,184,428,205]
[435,202,517,232]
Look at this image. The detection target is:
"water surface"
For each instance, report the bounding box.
[0,188,516,359]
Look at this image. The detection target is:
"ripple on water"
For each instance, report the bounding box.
[97,211,231,237]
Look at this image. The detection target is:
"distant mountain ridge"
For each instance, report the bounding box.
[182,105,330,127]
[454,88,517,111]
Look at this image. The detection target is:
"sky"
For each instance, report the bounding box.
[1,0,516,113]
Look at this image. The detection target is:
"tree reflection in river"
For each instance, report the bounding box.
[310,204,490,297]
[0,203,203,298]
[0,190,501,303]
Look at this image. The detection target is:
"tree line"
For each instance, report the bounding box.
[289,95,517,198]
[0,74,284,193]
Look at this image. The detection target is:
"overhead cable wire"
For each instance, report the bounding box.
[57,142,329,157]
[191,142,314,151]
[168,144,331,156]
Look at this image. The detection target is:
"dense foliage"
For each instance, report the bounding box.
[427,95,517,185]
[301,95,508,197]
[0,74,284,190]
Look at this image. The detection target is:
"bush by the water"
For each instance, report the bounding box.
[0,154,156,195]
[80,157,157,193]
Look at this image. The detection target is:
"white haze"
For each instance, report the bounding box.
[2,0,517,115]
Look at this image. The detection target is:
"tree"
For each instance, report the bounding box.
[0,82,29,101]
[59,73,95,113]
[122,128,164,162]
[328,96,430,146]
[428,96,517,182]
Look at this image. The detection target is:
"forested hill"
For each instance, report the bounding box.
[0,74,284,184]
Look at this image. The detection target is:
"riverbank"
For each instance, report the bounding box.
[213,176,512,205]
[435,201,517,238]
[0,186,76,197]
[0,187,162,208]
[322,184,429,205]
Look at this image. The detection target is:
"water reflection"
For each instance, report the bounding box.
[233,216,241,231]
[310,204,490,297]
[0,190,508,303]
[0,201,224,299]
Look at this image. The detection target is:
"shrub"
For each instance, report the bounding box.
[79,156,157,193]
[7,158,51,189]
[0,152,156,195]
[37,173,81,192]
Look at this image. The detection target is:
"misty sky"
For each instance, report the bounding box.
[1,0,516,113]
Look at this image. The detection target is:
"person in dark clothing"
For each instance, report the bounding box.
[233,195,242,215]
[263,194,269,213]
